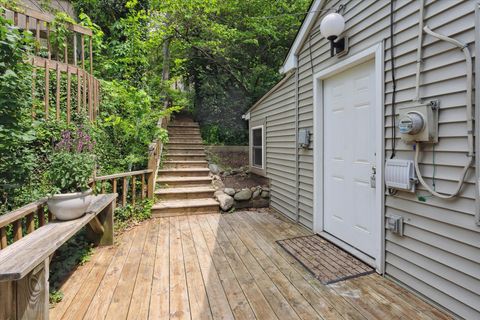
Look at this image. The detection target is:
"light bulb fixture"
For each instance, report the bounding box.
[320,12,347,57]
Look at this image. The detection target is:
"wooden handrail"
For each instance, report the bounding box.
[94,169,153,181]
[0,198,47,230]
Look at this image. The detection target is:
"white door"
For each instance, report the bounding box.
[323,60,377,258]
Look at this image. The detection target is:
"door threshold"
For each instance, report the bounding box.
[318,231,380,273]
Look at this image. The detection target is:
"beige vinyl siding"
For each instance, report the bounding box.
[290,0,480,318]
[250,74,297,221]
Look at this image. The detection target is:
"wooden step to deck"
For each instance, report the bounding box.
[155,186,215,200]
[157,168,210,177]
[151,198,219,217]
[168,123,199,129]
[167,128,201,134]
[163,160,208,169]
[166,147,205,153]
[169,139,203,144]
[157,176,212,187]
[168,133,202,141]
[166,154,206,161]
[167,143,204,149]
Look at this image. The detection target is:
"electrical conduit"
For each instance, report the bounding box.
[414,26,474,199]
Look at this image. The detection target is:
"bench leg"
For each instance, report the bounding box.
[0,259,49,320]
[87,201,115,246]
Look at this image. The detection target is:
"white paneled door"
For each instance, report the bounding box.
[323,60,377,258]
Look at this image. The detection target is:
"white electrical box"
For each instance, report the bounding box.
[385,159,417,192]
[386,214,404,236]
[398,100,439,143]
[298,129,310,148]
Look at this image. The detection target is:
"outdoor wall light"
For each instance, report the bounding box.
[320,12,347,57]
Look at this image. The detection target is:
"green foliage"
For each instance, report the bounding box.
[49,229,94,304]
[114,199,153,231]
[46,128,95,193]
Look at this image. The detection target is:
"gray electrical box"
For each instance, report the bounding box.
[398,100,439,143]
[385,214,404,236]
[298,129,310,148]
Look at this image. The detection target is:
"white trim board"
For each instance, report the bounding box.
[312,43,385,273]
[251,124,265,170]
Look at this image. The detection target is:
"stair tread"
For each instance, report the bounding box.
[157,176,212,182]
[167,153,205,155]
[155,186,214,194]
[153,198,219,209]
[158,168,210,173]
[163,160,207,163]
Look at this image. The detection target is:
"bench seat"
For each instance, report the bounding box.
[0,193,117,320]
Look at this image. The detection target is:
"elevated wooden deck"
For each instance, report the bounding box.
[51,211,451,319]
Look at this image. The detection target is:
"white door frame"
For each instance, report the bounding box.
[312,43,385,273]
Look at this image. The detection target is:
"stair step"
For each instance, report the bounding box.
[157,176,212,187]
[155,186,214,200]
[168,142,204,146]
[167,128,201,133]
[158,168,210,177]
[167,154,206,161]
[168,133,202,141]
[152,198,219,217]
[168,124,199,129]
[166,148,205,154]
[169,139,203,144]
[163,161,208,169]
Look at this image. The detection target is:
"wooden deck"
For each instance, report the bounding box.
[51,210,451,320]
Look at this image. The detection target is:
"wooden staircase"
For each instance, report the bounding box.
[152,117,219,217]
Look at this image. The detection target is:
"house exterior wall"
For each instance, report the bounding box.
[249,0,480,318]
[249,74,297,220]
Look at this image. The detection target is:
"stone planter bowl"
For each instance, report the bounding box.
[47,189,93,221]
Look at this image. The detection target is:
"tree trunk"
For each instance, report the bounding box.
[162,36,171,108]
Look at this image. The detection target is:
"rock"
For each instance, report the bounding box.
[250,187,256,192]
[253,198,269,208]
[213,179,225,190]
[234,188,252,201]
[217,194,234,211]
[209,163,220,175]
[261,191,270,198]
[262,187,270,192]
[252,189,261,199]
[214,190,225,199]
[224,188,235,196]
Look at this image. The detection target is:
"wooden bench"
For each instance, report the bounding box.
[0,194,117,320]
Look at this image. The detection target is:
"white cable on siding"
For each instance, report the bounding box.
[413,26,474,199]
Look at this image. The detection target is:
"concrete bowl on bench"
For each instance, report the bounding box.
[47,189,93,220]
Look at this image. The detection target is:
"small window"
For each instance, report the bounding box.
[252,126,263,168]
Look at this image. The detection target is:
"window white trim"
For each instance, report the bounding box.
[251,125,265,170]
[312,43,385,274]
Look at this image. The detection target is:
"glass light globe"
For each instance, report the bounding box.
[320,13,345,40]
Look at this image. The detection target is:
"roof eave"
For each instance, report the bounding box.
[281,0,325,74]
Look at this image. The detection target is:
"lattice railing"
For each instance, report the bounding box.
[2,4,100,122]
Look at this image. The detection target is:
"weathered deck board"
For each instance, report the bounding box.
[51,211,451,320]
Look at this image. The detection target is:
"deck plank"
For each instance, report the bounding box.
[149,218,170,319]
[187,215,237,320]
[223,213,347,320]
[127,220,159,320]
[61,246,117,320]
[104,223,149,319]
[169,217,191,320]
[49,211,451,320]
[210,214,322,320]
[82,227,138,320]
[178,216,213,320]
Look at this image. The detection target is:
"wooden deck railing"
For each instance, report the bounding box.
[2,5,100,122]
[0,199,50,249]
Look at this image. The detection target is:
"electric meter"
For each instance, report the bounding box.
[399,112,424,135]
[398,101,439,143]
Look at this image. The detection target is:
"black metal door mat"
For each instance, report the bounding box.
[277,235,375,285]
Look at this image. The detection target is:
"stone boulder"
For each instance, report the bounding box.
[234,188,253,201]
[252,189,261,199]
[217,194,234,211]
[261,190,270,198]
[224,188,235,196]
[209,163,220,175]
